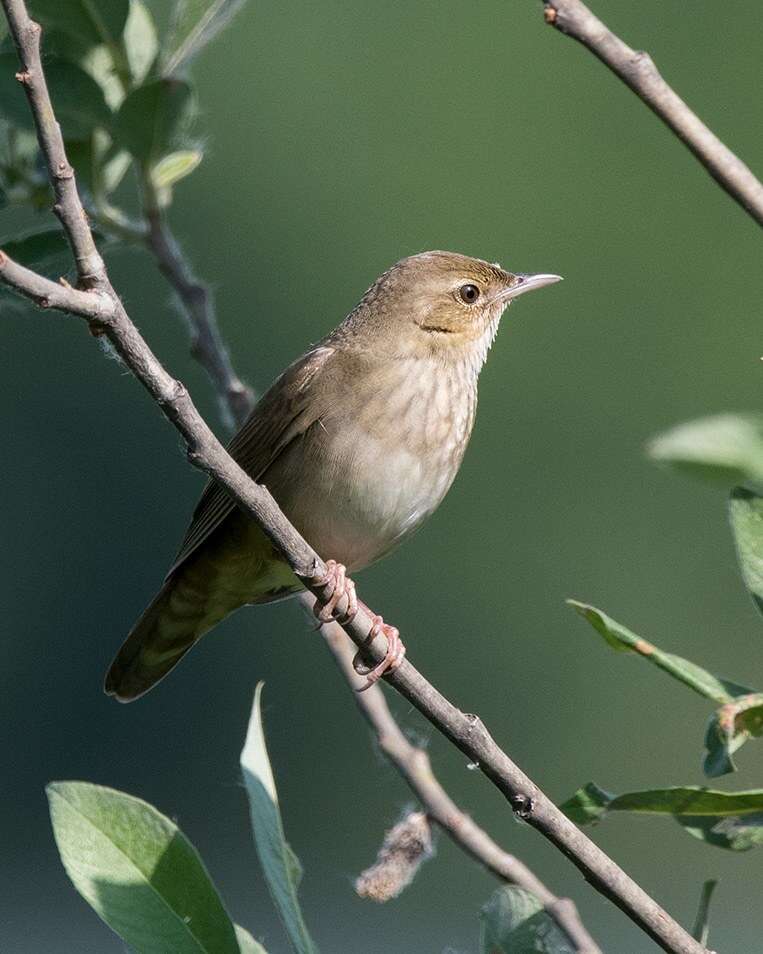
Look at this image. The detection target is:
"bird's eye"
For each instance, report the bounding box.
[459,283,480,304]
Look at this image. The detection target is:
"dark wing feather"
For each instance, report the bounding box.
[166,345,334,577]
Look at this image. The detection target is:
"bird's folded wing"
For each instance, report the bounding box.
[166,345,335,577]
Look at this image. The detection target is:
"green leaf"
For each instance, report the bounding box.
[235,924,269,954]
[1,227,71,268]
[114,77,195,163]
[558,782,613,825]
[647,413,763,485]
[0,225,109,269]
[164,0,249,76]
[29,0,130,47]
[65,137,98,194]
[123,0,159,86]
[703,693,763,778]
[46,781,240,953]
[479,886,576,954]
[568,600,755,703]
[50,61,114,138]
[691,880,717,945]
[0,52,34,129]
[729,486,763,617]
[151,149,203,189]
[240,684,318,954]
[0,53,112,139]
[561,782,763,850]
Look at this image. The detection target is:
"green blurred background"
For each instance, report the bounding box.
[2,1,762,950]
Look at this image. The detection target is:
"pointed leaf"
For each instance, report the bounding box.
[164,0,248,76]
[0,55,112,137]
[123,0,159,85]
[240,684,318,954]
[114,78,195,163]
[704,693,763,778]
[151,149,203,189]
[2,226,71,268]
[647,414,763,485]
[691,880,717,945]
[235,924,269,954]
[47,781,240,953]
[29,0,130,47]
[679,812,763,851]
[479,886,576,954]
[561,782,763,850]
[729,487,763,617]
[558,782,614,825]
[1,225,108,269]
[48,60,113,138]
[568,600,755,703]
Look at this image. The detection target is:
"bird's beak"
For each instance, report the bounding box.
[500,272,563,301]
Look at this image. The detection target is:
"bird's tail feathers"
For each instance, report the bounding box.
[104,575,226,702]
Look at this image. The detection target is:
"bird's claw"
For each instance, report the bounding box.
[313,559,358,627]
[353,614,406,691]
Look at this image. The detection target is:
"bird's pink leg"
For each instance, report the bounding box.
[353,610,407,692]
[313,559,358,625]
[312,561,406,689]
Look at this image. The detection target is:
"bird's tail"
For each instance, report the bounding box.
[104,569,239,703]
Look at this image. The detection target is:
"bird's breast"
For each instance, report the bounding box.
[268,358,477,571]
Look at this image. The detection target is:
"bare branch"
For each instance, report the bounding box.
[542,0,763,227]
[142,179,255,428]
[0,3,709,952]
[2,6,110,281]
[0,252,111,317]
[323,620,601,952]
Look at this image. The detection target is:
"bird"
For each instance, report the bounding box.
[104,251,561,701]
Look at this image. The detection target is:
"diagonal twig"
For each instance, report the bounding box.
[0,4,708,952]
[542,0,763,228]
[322,622,601,951]
[141,178,255,429]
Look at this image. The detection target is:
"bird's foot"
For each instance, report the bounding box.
[313,559,358,626]
[354,614,406,692]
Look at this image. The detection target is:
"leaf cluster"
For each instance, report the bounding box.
[0,0,242,267]
[561,416,763,872]
[48,686,308,954]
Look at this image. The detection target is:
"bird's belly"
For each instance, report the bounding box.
[271,428,460,572]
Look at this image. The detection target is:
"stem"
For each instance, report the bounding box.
[542,0,763,227]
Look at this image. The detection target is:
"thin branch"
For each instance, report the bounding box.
[0,252,110,316]
[2,8,110,280]
[322,620,601,952]
[142,177,255,429]
[542,0,763,228]
[0,4,708,952]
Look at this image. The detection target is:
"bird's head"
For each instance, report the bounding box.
[344,250,561,367]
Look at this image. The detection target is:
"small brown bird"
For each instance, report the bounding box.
[105,251,561,701]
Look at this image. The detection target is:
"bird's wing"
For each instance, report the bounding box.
[166,345,335,577]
